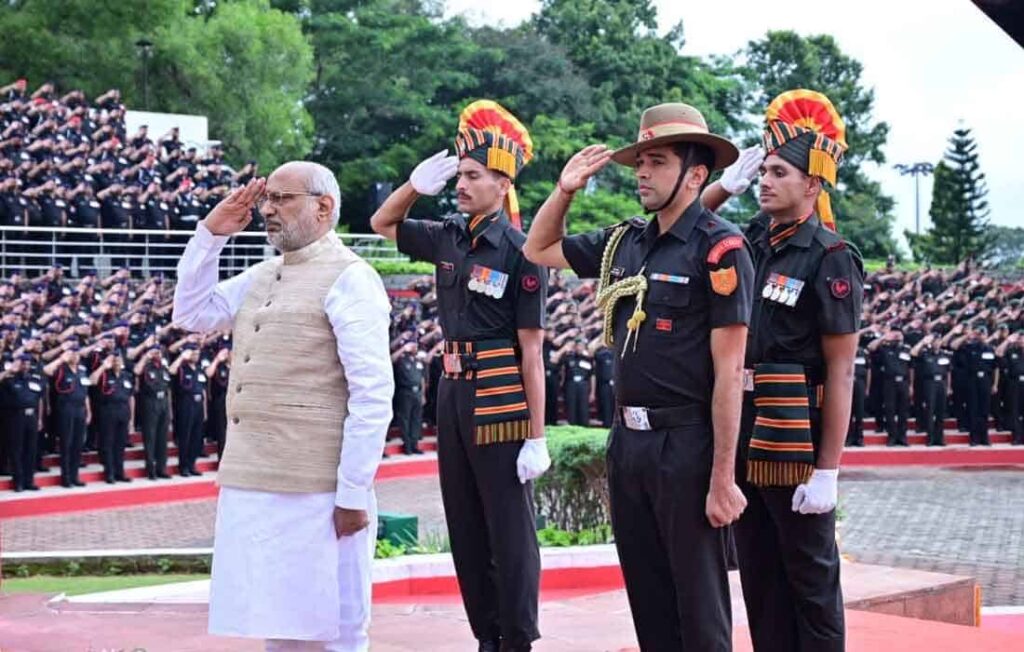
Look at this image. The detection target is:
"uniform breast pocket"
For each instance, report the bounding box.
[438,269,458,288]
[647,281,691,314]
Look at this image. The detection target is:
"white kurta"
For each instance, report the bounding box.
[173,224,394,647]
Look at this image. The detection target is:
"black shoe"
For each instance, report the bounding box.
[478,640,500,652]
[180,468,192,477]
[61,480,72,488]
[116,476,132,483]
[25,484,40,491]
[73,480,85,487]
[189,467,203,476]
[14,486,24,492]
[105,477,116,484]
[36,465,48,473]
[157,472,171,479]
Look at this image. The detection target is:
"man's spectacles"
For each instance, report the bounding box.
[259,191,322,208]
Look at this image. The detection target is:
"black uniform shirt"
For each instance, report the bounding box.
[97,368,134,406]
[173,363,206,402]
[70,197,101,228]
[139,361,171,401]
[743,212,863,379]
[1001,347,1024,383]
[397,212,547,341]
[52,362,89,405]
[562,200,754,407]
[562,353,594,385]
[394,355,425,391]
[878,343,912,379]
[914,348,952,384]
[594,347,615,385]
[1,372,44,410]
[962,341,997,380]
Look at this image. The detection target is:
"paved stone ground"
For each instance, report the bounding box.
[4,468,1023,605]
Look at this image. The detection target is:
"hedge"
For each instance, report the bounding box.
[533,425,611,532]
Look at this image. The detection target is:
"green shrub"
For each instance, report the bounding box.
[370,260,435,276]
[533,425,611,532]
[374,539,407,559]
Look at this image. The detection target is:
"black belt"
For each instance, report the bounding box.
[616,403,707,431]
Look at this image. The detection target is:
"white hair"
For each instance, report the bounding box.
[304,162,342,227]
[276,160,341,227]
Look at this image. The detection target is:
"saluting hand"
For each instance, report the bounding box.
[558,145,613,194]
[202,177,266,236]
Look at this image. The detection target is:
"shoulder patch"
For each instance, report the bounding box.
[710,266,738,296]
[830,277,852,299]
[628,216,647,228]
[521,274,540,293]
[826,241,847,253]
[707,235,745,265]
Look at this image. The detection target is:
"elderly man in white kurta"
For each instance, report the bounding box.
[172,162,394,651]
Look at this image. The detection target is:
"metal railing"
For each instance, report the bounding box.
[0,225,408,278]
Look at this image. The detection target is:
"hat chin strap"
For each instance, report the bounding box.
[645,148,692,215]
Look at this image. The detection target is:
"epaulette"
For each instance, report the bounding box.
[442,214,467,230]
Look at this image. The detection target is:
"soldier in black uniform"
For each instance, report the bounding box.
[204,346,231,459]
[998,332,1024,445]
[561,340,593,426]
[0,353,43,491]
[526,102,752,651]
[846,345,869,446]
[69,185,102,272]
[134,344,172,479]
[372,100,551,652]
[871,330,912,446]
[44,343,91,487]
[90,353,134,483]
[542,333,560,425]
[912,334,952,446]
[956,325,997,446]
[593,342,616,428]
[392,342,426,455]
[703,90,862,652]
[170,343,206,476]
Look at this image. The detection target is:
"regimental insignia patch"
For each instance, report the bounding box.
[710,266,738,296]
[830,277,851,299]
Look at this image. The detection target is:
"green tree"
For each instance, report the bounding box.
[740,30,897,257]
[0,0,314,170]
[149,0,314,168]
[907,128,993,264]
[982,225,1024,270]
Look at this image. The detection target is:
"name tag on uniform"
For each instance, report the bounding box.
[193,395,203,402]
[762,272,805,307]
[156,390,166,399]
[198,373,207,383]
[938,358,950,366]
[899,352,911,362]
[468,265,508,299]
[649,273,690,285]
[981,352,995,360]
[163,371,171,381]
[623,406,652,431]
[123,380,133,389]
[933,375,943,382]
[855,357,866,365]
[24,408,35,416]
[579,361,592,370]
[573,375,583,382]
[81,377,91,386]
[28,382,42,392]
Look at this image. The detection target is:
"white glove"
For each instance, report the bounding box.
[516,437,551,484]
[410,149,459,196]
[791,469,838,515]
[719,145,764,195]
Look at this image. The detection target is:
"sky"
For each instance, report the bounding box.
[444,0,1024,248]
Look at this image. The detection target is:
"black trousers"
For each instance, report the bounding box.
[596,381,615,428]
[919,381,947,446]
[98,404,130,481]
[139,398,169,475]
[966,377,992,445]
[544,372,559,425]
[436,377,540,648]
[881,377,909,445]
[173,397,204,473]
[845,378,865,446]
[564,380,589,426]
[607,418,732,651]
[394,387,423,452]
[207,393,227,458]
[7,407,38,489]
[735,401,845,652]
[54,404,87,484]
[1008,380,1024,445]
